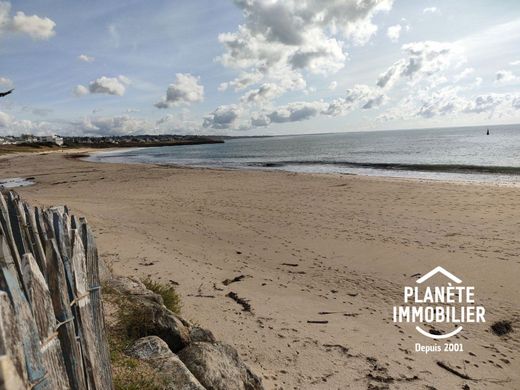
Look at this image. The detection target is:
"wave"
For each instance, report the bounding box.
[247,161,520,175]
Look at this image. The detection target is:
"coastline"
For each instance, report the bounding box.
[1,151,519,388]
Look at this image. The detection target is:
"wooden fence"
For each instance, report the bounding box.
[0,191,113,389]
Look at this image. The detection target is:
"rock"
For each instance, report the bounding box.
[108,275,163,305]
[107,276,191,351]
[128,294,191,352]
[127,336,205,390]
[178,342,263,390]
[189,326,216,343]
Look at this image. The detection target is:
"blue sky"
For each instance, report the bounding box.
[1,0,520,136]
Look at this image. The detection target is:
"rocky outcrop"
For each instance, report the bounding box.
[189,326,216,343]
[178,342,263,390]
[127,336,205,390]
[106,275,264,390]
[108,275,191,352]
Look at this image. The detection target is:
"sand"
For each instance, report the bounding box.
[1,150,519,389]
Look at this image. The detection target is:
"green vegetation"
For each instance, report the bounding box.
[104,284,174,390]
[102,278,182,389]
[108,330,166,390]
[142,277,182,314]
[0,144,61,155]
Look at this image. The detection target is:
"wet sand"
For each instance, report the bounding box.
[1,151,519,389]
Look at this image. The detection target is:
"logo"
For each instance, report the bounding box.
[393,266,486,340]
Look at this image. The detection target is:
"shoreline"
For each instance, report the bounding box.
[1,151,519,388]
[86,147,520,188]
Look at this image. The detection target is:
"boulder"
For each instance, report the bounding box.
[127,336,206,390]
[108,275,163,305]
[135,299,191,352]
[178,342,263,390]
[107,276,191,352]
[189,326,216,343]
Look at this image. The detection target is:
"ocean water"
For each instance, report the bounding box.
[88,125,520,184]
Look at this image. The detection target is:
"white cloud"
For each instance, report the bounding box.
[240,82,284,104]
[0,1,56,40]
[0,111,11,127]
[73,85,89,97]
[10,11,55,40]
[323,85,386,115]
[203,105,242,129]
[423,7,439,14]
[0,77,12,88]
[265,101,328,124]
[155,73,204,108]
[216,0,393,108]
[75,75,130,97]
[328,81,338,91]
[387,24,402,42]
[78,54,95,63]
[453,67,474,82]
[78,115,151,136]
[495,70,520,84]
[510,60,520,66]
[377,41,463,89]
[219,71,263,92]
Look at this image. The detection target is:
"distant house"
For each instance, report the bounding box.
[39,134,64,146]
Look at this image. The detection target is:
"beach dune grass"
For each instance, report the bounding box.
[109,331,166,390]
[142,277,182,314]
[103,280,179,389]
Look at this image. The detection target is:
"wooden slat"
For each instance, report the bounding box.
[5,193,28,260]
[0,268,50,389]
[80,220,113,389]
[23,205,47,278]
[0,192,114,389]
[46,239,87,390]
[70,230,106,389]
[21,254,70,389]
[0,195,23,287]
[0,291,28,388]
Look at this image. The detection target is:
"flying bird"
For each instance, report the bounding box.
[0,89,14,97]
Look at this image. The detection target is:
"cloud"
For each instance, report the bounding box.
[510,60,520,66]
[328,81,337,91]
[0,111,11,127]
[78,115,151,136]
[155,73,204,108]
[323,85,386,115]
[423,7,439,14]
[377,41,462,89]
[216,0,393,106]
[0,76,13,88]
[75,76,130,97]
[73,85,89,97]
[242,84,386,129]
[265,101,328,124]
[240,82,284,104]
[495,70,520,84]
[453,67,474,82]
[78,54,95,63]
[0,2,56,40]
[386,24,402,42]
[219,71,263,92]
[203,105,242,129]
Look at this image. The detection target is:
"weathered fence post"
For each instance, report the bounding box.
[0,191,114,389]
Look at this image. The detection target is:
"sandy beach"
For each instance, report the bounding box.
[1,151,519,389]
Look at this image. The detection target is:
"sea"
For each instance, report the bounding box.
[88,124,520,184]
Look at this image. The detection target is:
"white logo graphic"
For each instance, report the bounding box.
[393,266,485,340]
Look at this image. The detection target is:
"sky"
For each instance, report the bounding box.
[1,0,520,136]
